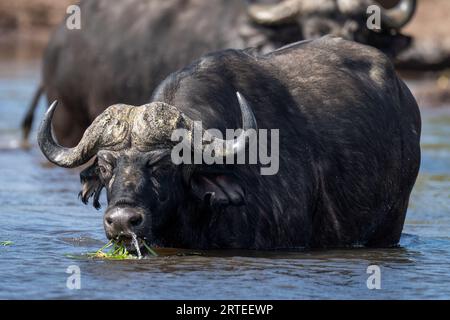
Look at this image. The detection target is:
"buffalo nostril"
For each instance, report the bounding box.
[129,214,143,227]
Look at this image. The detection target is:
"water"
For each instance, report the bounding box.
[131,233,142,260]
[0,58,449,300]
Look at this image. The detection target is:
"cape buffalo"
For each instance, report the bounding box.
[38,37,421,250]
[24,0,416,146]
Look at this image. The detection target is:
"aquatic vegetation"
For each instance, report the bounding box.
[87,240,131,260]
[0,241,13,246]
[87,238,158,260]
[142,241,158,257]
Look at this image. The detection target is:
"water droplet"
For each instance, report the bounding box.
[131,233,142,259]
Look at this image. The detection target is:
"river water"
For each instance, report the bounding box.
[0,57,449,300]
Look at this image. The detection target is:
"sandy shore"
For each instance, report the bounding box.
[403,0,450,46]
[0,0,72,59]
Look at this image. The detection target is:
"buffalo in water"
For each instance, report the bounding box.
[38,37,421,250]
[23,0,416,146]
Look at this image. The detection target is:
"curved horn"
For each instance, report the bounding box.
[183,92,257,159]
[38,101,101,168]
[248,0,338,26]
[247,0,302,26]
[206,92,257,158]
[380,0,417,29]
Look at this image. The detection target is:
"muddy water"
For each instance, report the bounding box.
[0,58,449,299]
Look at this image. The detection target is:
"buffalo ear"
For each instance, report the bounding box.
[189,173,245,207]
[79,158,103,210]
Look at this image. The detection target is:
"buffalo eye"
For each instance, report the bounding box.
[97,165,111,180]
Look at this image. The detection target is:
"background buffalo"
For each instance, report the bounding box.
[16,0,419,146]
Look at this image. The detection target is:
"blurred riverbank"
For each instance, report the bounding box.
[1,0,450,56]
[0,0,449,107]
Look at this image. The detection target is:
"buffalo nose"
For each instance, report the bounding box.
[104,207,144,238]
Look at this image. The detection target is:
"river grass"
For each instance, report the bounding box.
[86,240,158,260]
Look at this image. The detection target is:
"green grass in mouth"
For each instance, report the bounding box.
[87,240,158,260]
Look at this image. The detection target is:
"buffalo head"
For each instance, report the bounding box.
[38,93,257,251]
[247,0,417,56]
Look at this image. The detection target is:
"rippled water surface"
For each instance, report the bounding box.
[0,58,449,299]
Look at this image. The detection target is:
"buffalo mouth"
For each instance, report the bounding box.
[114,233,146,255]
